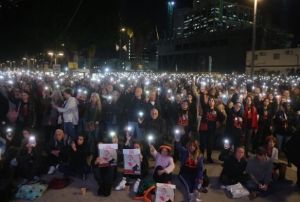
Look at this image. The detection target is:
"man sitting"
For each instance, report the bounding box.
[245,147,273,200]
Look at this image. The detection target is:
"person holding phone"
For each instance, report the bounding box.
[16,135,42,183]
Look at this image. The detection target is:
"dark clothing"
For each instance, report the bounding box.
[145,101,161,118]
[93,166,115,196]
[16,146,42,180]
[227,109,244,148]
[141,117,167,146]
[0,92,9,122]
[220,155,248,185]
[200,105,225,159]
[274,110,288,136]
[176,142,204,192]
[127,96,146,122]
[17,100,36,129]
[153,166,172,183]
[68,144,90,176]
[47,139,68,166]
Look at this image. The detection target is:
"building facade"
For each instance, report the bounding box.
[245,48,300,75]
[157,0,292,72]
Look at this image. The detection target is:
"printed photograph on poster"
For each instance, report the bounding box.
[98,144,118,166]
[123,149,141,175]
[155,183,176,202]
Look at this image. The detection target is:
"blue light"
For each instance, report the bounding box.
[168,1,175,6]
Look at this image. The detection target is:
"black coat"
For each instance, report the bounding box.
[220,155,248,183]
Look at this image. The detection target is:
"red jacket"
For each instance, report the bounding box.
[243,106,258,129]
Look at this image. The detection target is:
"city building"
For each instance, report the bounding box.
[245,48,300,75]
[157,0,293,72]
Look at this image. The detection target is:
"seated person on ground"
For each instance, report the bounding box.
[150,144,175,183]
[265,135,287,181]
[245,147,273,199]
[220,146,248,185]
[175,139,206,202]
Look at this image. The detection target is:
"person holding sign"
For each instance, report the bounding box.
[92,141,118,197]
[150,143,175,183]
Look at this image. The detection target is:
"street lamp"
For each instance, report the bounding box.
[250,0,259,77]
[48,51,64,65]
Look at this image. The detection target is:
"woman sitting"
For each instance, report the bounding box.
[46,129,68,175]
[265,136,287,181]
[219,146,248,185]
[175,139,206,202]
[16,135,42,183]
[115,140,148,192]
[67,135,90,180]
[150,144,175,183]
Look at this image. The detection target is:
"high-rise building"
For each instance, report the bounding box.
[167,1,176,36]
[157,0,293,72]
[176,1,253,38]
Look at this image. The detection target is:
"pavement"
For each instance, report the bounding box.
[13,152,300,202]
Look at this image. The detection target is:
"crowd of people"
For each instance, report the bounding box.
[0,69,299,201]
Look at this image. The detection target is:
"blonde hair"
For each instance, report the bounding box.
[90,92,102,111]
[54,129,65,140]
[187,140,201,161]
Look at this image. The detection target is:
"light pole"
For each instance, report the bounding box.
[48,51,64,66]
[251,0,258,77]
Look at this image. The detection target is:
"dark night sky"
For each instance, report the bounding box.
[0,0,299,61]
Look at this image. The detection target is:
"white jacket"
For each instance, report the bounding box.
[57,97,79,125]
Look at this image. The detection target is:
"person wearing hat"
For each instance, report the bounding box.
[245,147,273,199]
[150,144,175,183]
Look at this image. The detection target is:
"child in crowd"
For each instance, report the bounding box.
[150,144,175,183]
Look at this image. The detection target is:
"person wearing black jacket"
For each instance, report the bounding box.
[16,137,42,182]
[199,97,225,163]
[220,146,248,185]
[227,102,244,149]
[256,98,274,149]
[144,91,161,119]
[67,135,90,180]
[139,108,166,148]
[17,91,37,130]
[274,103,289,151]
[0,91,9,123]
[127,87,146,140]
[46,129,68,175]
[176,99,197,146]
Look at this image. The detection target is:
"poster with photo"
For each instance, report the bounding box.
[155,183,176,202]
[123,149,141,175]
[98,144,118,166]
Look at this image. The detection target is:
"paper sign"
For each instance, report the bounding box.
[98,144,118,166]
[155,183,176,202]
[123,149,141,175]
